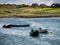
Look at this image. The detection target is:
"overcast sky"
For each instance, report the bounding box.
[0,0,60,5]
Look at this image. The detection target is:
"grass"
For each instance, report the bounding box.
[0,6,60,18]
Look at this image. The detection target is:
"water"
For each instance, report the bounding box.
[0,17,60,45]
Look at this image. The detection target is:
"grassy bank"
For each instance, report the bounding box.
[0,6,60,18]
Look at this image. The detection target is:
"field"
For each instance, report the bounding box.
[0,6,60,18]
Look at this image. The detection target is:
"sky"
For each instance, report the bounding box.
[0,0,60,5]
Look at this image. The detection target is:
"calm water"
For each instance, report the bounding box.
[0,17,60,45]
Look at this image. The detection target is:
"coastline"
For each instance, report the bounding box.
[0,15,60,18]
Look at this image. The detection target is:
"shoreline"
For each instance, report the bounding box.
[0,15,60,18]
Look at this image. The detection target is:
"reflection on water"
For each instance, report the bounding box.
[0,18,60,45]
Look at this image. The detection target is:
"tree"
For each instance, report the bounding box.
[21,4,29,7]
[51,3,60,8]
[31,3,38,7]
[40,4,46,8]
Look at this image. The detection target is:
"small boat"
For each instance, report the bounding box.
[30,29,39,37]
[39,28,48,34]
[40,30,48,34]
[3,24,30,28]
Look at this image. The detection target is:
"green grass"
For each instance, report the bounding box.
[18,7,60,17]
[46,8,60,13]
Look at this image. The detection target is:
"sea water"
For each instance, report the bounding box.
[0,17,60,45]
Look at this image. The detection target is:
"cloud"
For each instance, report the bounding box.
[0,0,23,4]
[53,0,60,3]
[26,0,53,5]
[0,0,60,5]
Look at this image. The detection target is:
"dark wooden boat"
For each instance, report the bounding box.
[3,24,30,28]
